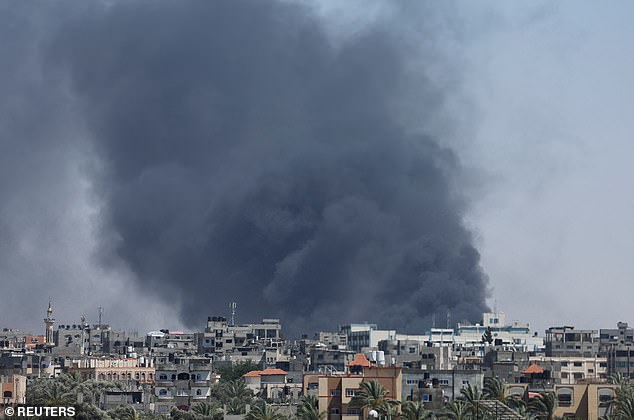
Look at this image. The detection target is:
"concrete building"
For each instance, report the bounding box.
[482,349,531,383]
[527,355,608,384]
[507,383,618,419]
[402,368,484,403]
[1,374,26,405]
[0,352,56,379]
[303,354,402,420]
[243,368,301,401]
[154,356,217,415]
[545,326,600,357]
[455,312,543,351]
[309,347,356,373]
[66,356,155,384]
[599,322,634,379]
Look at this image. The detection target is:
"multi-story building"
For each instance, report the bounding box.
[147,330,197,356]
[545,326,599,357]
[243,368,301,400]
[309,347,356,373]
[154,356,217,415]
[196,317,284,358]
[303,354,402,420]
[507,383,618,419]
[599,322,634,379]
[1,374,26,405]
[0,352,57,379]
[0,330,46,352]
[66,356,155,385]
[527,355,608,384]
[402,368,484,403]
[482,349,531,383]
[455,312,543,351]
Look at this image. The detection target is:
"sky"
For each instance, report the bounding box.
[0,1,633,337]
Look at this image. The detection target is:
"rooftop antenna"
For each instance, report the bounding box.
[446,309,451,329]
[230,302,237,327]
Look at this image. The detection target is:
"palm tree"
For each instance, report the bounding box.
[43,382,76,406]
[350,380,401,416]
[444,400,470,420]
[222,379,253,403]
[459,384,484,418]
[109,405,141,420]
[401,401,434,420]
[483,378,507,401]
[297,395,326,420]
[609,380,634,419]
[527,392,557,420]
[245,402,287,420]
[191,402,224,420]
[227,397,248,415]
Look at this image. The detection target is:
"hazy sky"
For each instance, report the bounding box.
[1,1,633,336]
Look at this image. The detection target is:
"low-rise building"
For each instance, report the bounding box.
[0,374,26,405]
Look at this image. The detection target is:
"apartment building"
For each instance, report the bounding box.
[303,354,402,420]
[545,326,600,357]
[66,356,155,384]
[507,383,618,419]
[154,356,217,415]
[527,355,608,384]
[402,368,484,402]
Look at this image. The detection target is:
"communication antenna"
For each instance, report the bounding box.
[446,310,451,329]
[230,302,237,327]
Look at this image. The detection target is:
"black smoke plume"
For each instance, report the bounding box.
[6,0,489,334]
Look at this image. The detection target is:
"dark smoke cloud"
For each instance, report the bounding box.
[1,0,489,335]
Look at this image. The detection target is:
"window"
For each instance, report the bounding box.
[329,408,340,414]
[159,389,167,396]
[439,379,449,386]
[346,389,359,397]
[422,394,432,402]
[308,383,318,390]
[330,389,341,397]
[196,389,202,395]
[462,380,470,385]
[347,408,360,415]
[561,362,568,367]
[3,391,12,398]
[573,373,583,379]
[573,362,582,367]
[558,389,573,407]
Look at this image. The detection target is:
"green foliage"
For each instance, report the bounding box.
[217,361,260,383]
[349,380,400,419]
[401,401,434,420]
[244,401,288,420]
[296,395,326,420]
[527,392,557,420]
[444,400,471,420]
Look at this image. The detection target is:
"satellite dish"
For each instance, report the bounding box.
[368,410,379,418]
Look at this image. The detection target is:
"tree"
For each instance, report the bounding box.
[350,380,401,416]
[217,361,260,383]
[459,384,484,418]
[109,405,141,420]
[221,379,253,402]
[481,327,494,345]
[296,395,326,420]
[191,402,224,420]
[401,401,434,420]
[527,392,557,420]
[444,400,470,420]
[43,381,76,406]
[244,402,287,420]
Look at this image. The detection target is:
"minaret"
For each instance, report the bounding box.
[44,299,55,346]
